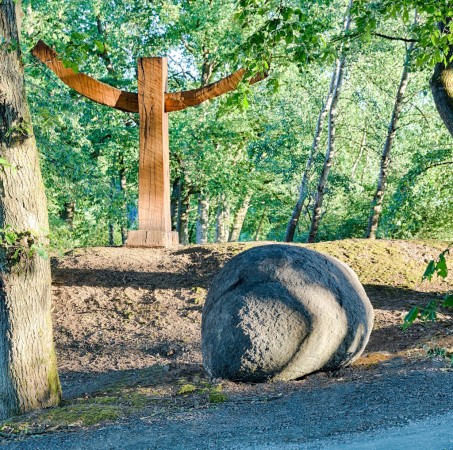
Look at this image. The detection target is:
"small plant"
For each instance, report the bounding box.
[423,345,453,367]
[177,384,197,395]
[403,245,452,330]
[208,385,228,404]
[0,226,48,270]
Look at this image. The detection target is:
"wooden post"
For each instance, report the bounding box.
[127,58,178,247]
[31,40,266,248]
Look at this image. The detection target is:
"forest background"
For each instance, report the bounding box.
[20,0,453,250]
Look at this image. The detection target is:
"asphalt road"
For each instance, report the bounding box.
[3,363,453,449]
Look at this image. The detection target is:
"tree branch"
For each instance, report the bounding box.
[372,32,418,43]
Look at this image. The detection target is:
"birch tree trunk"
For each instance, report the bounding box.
[308,0,352,243]
[177,190,191,245]
[229,194,252,242]
[119,156,128,245]
[254,207,267,241]
[366,43,415,238]
[170,177,181,232]
[215,195,230,243]
[285,61,338,242]
[351,131,366,179]
[196,196,209,244]
[0,0,61,419]
[307,57,347,242]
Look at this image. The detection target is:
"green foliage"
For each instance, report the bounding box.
[403,245,452,330]
[0,226,48,270]
[16,0,453,247]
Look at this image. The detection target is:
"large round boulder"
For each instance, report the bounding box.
[202,244,374,382]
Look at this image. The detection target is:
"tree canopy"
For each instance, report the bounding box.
[17,0,453,247]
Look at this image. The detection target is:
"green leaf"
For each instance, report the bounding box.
[61,59,79,73]
[443,294,453,308]
[94,40,105,53]
[242,94,249,109]
[436,254,448,279]
[0,158,12,168]
[402,306,419,329]
[423,260,436,281]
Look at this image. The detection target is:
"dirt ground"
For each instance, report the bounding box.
[1,239,452,445]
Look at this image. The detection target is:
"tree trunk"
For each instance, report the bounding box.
[196,196,210,244]
[62,201,75,231]
[431,19,453,137]
[229,194,251,242]
[170,177,181,232]
[366,43,415,239]
[119,156,128,245]
[108,222,115,246]
[177,190,190,245]
[215,195,230,243]
[0,0,61,419]
[351,130,366,179]
[307,57,347,242]
[254,206,267,241]
[308,0,352,243]
[285,62,338,242]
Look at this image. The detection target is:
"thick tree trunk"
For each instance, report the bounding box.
[229,194,251,242]
[177,190,190,245]
[366,43,414,239]
[285,63,338,242]
[0,0,61,419]
[215,196,230,243]
[196,196,209,244]
[308,0,352,243]
[431,20,453,137]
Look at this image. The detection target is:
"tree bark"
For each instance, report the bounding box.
[431,19,453,138]
[170,177,181,232]
[229,194,251,242]
[285,63,338,242]
[307,0,352,243]
[119,156,128,245]
[215,195,230,243]
[177,190,191,245]
[351,130,366,179]
[366,43,414,239]
[61,201,75,231]
[0,0,61,419]
[254,206,267,241]
[307,57,347,242]
[108,222,115,246]
[196,196,210,244]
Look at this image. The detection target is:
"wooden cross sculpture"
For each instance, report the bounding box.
[32,40,263,247]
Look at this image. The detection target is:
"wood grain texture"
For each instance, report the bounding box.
[137,57,172,233]
[31,40,139,113]
[32,41,266,113]
[127,230,178,247]
[0,2,61,419]
[165,70,266,112]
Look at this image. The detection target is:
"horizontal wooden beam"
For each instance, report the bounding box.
[31,40,139,113]
[32,40,266,114]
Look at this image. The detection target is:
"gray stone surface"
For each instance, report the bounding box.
[202,244,374,381]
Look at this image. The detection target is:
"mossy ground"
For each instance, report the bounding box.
[0,371,226,438]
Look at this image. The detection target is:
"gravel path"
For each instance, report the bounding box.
[4,362,453,449]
